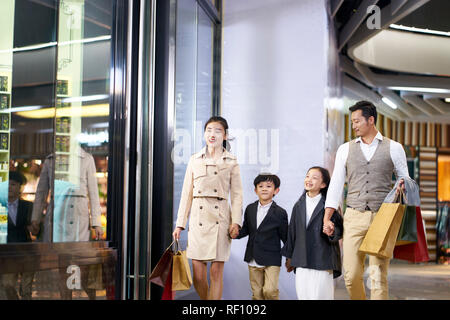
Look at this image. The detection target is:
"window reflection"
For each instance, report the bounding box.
[173,0,215,246]
[0,0,114,300]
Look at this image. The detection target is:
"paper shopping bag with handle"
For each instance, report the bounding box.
[395,204,417,246]
[359,192,406,259]
[393,206,430,263]
[171,240,192,291]
[149,240,175,287]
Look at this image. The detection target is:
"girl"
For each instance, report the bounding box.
[172,116,243,300]
[281,166,342,300]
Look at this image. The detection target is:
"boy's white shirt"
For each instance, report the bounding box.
[248,201,273,268]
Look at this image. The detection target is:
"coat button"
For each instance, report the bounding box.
[70,205,74,208]
[215,206,218,209]
[216,221,219,224]
[199,223,202,226]
[367,172,369,174]
[366,191,369,193]
[200,206,203,209]
[214,189,217,192]
[214,171,218,175]
[198,190,201,193]
[367,161,370,165]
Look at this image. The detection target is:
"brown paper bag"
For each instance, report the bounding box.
[171,244,192,291]
[149,241,175,287]
[87,264,104,290]
[358,202,406,259]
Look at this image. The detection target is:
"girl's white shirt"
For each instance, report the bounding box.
[306,192,322,226]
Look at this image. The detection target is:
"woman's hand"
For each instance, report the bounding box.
[173,227,184,240]
[228,223,240,239]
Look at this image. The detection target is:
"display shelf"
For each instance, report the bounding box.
[418,146,437,261]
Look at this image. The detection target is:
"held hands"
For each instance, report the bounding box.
[285,258,294,273]
[28,220,40,236]
[228,223,240,239]
[322,219,335,237]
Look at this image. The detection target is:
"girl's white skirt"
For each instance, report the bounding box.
[295,267,334,300]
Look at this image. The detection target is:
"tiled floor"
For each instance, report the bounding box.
[334,261,450,300]
[176,261,450,300]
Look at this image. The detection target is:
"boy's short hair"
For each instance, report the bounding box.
[253,173,280,189]
[9,171,27,185]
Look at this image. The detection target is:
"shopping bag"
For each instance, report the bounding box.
[149,241,175,287]
[395,205,417,246]
[87,264,104,290]
[171,241,192,291]
[393,207,430,263]
[161,264,175,300]
[359,192,406,259]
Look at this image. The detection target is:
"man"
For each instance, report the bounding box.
[2,171,35,299]
[323,101,409,300]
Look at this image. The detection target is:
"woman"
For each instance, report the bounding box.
[172,116,243,300]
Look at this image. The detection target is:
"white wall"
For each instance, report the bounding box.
[221,0,333,299]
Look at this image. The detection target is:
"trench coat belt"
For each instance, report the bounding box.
[193,196,226,201]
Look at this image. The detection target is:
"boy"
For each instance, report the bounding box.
[236,173,288,300]
[1,171,35,299]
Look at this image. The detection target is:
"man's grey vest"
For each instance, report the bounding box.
[346,138,394,212]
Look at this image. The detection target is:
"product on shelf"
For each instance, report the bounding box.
[0,94,9,109]
[0,76,8,92]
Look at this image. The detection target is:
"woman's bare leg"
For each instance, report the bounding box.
[208,261,224,300]
[192,259,208,300]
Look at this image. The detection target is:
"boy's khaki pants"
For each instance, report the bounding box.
[343,208,390,300]
[248,265,280,300]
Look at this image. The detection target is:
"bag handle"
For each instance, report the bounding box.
[394,189,406,205]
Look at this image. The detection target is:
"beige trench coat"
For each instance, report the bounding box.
[175,147,243,261]
[31,147,102,242]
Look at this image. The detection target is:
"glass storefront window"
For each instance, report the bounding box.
[0,0,115,300]
[173,0,215,246]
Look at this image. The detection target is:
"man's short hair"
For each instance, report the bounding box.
[253,173,280,189]
[9,171,27,185]
[349,100,377,125]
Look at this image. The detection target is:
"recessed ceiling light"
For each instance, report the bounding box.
[382,97,398,109]
[388,86,450,94]
[390,24,450,37]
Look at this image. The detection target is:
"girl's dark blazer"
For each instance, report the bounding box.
[237,200,288,267]
[281,192,343,278]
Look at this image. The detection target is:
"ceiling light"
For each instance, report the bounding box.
[445,98,450,103]
[15,104,109,119]
[62,94,109,103]
[389,24,450,37]
[382,97,398,109]
[0,35,112,54]
[9,106,42,112]
[388,86,450,94]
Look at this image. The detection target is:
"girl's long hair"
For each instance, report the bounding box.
[306,166,331,197]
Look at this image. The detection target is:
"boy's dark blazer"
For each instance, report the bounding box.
[237,200,288,267]
[7,199,33,243]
